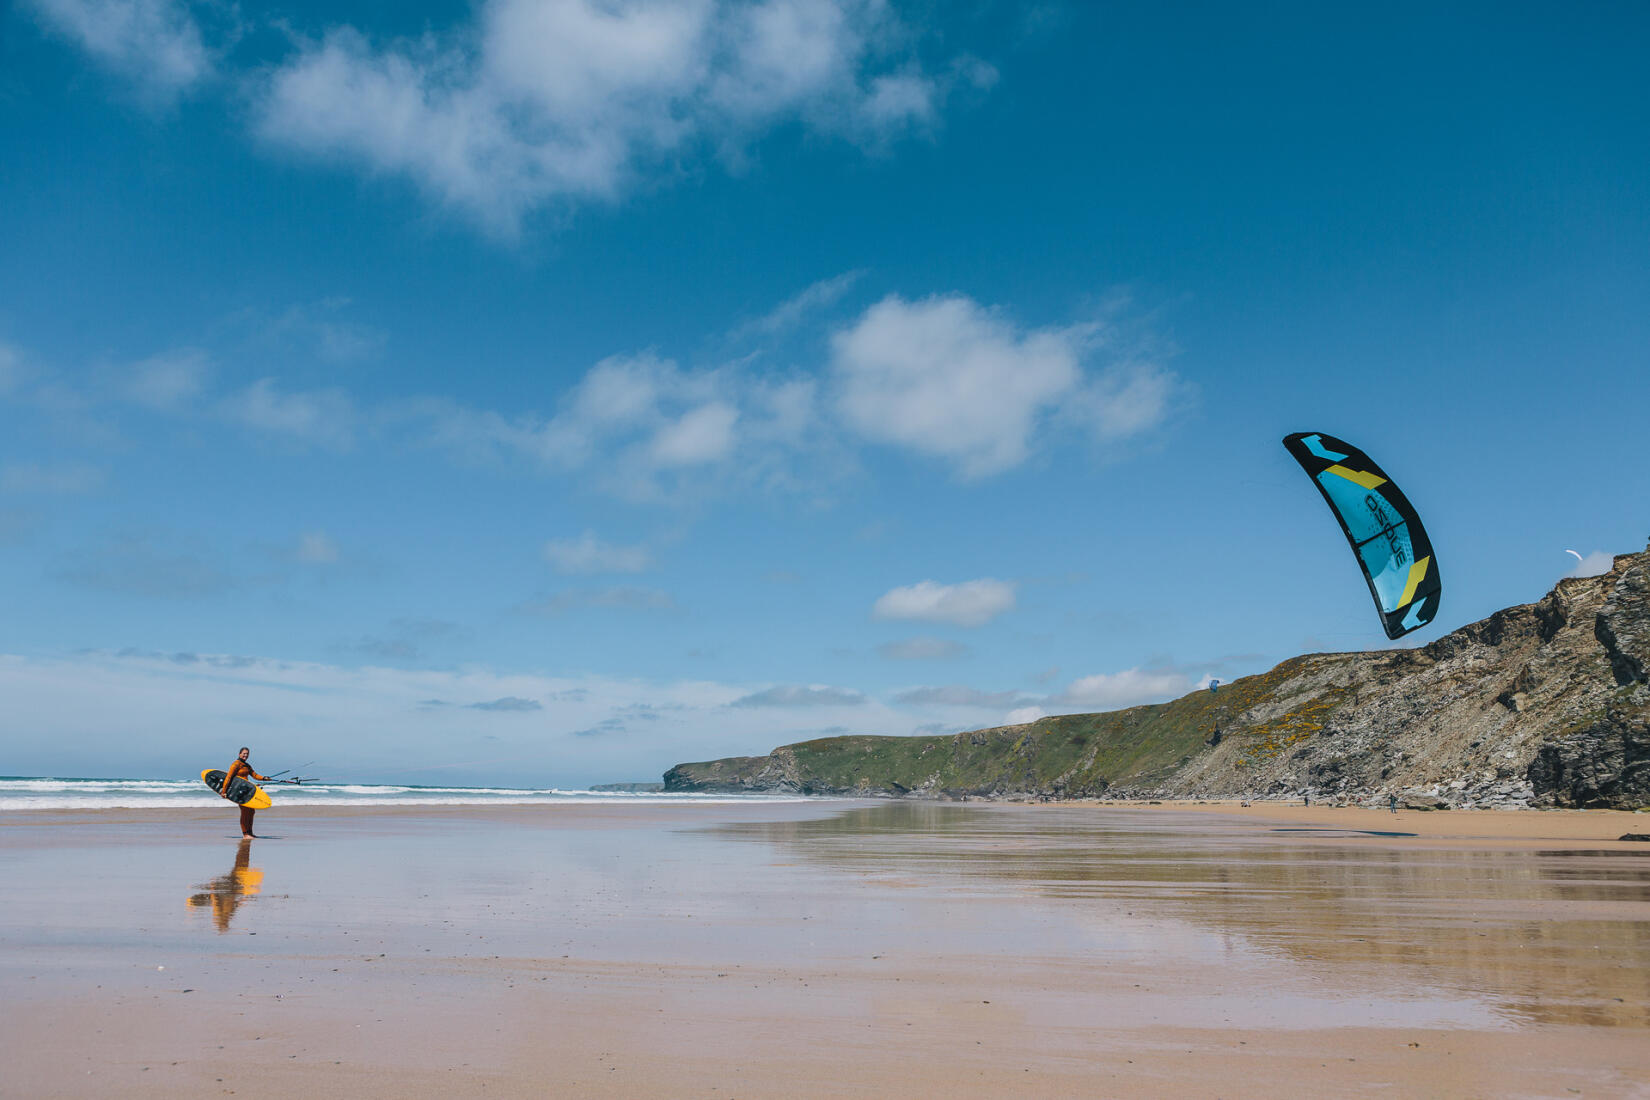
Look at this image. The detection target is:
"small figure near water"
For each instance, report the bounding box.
[222,746,269,838]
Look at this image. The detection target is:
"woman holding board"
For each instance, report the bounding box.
[221,746,270,838]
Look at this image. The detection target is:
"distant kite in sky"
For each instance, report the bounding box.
[1565,549,1584,563]
[1283,432,1441,640]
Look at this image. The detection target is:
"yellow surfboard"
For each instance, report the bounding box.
[202,769,272,810]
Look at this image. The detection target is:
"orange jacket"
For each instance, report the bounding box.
[224,758,269,795]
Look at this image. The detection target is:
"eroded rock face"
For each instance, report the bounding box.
[665,543,1650,809]
[1595,552,1650,687]
[1524,552,1650,808]
[1528,701,1650,808]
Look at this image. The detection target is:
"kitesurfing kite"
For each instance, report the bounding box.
[1282,432,1441,639]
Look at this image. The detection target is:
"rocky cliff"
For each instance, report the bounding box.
[665,543,1650,809]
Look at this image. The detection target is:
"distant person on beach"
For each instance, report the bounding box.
[1302,792,1310,806]
[221,747,269,838]
[1389,793,1399,814]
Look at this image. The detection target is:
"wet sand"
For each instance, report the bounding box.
[3,800,1649,1098]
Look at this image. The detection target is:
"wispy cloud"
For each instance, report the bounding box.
[728,270,864,343]
[730,684,867,708]
[0,509,41,547]
[404,351,820,499]
[0,649,921,782]
[265,300,386,364]
[467,696,543,712]
[357,638,422,661]
[220,378,355,449]
[872,578,1015,628]
[0,462,106,495]
[116,348,211,410]
[892,684,1033,708]
[0,643,1253,782]
[521,586,678,616]
[1059,666,1195,709]
[346,619,458,663]
[1,276,1184,512]
[293,531,340,565]
[25,0,213,104]
[56,532,235,598]
[877,636,969,661]
[0,341,30,394]
[544,531,651,575]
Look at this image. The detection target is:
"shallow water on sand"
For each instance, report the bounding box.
[712,803,1650,1030]
[3,801,1648,1096]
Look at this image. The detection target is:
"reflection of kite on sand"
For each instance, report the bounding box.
[1283,432,1442,640]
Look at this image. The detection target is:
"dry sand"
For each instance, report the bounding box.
[3,799,1648,1098]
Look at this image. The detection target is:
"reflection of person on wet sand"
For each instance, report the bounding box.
[186,839,263,933]
[222,746,270,838]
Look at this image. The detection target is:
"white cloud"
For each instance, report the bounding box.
[25,0,211,102]
[1061,667,1193,710]
[1004,705,1046,725]
[254,0,979,236]
[295,531,340,564]
[872,578,1016,628]
[650,402,739,466]
[406,352,819,499]
[1068,362,1181,440]
[858,71,936,127]
[221,378,355,449]
[833,293,1186,476]
[0,462,105,494]
[832,294,1084,477]
[1564,550,1614,579]
[544,532,651,574]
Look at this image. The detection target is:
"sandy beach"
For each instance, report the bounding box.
[3,799,1648,1098]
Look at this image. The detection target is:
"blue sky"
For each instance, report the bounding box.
[2,0,1646,786]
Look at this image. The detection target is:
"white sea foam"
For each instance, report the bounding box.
[0,776,818,811]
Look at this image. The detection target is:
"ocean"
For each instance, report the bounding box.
[0,776,816,811]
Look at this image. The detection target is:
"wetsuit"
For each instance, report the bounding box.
[224,757,270,837]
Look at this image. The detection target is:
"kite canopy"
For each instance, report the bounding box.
[1282,432,1441,639]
